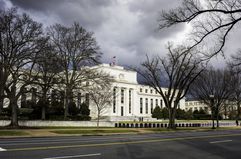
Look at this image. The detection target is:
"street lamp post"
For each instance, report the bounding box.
[209,95,215,129]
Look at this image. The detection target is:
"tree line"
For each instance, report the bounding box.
[0,8,111,127]
[139,0,241,129]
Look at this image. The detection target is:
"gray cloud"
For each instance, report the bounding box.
[0,0,9,10]
[4,0,237,67]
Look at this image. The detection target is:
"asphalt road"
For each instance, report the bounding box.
[1,129,241,159]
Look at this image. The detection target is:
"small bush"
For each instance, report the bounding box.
[152,106,162,119]
[79,103,90,116]
[68,101,79,116]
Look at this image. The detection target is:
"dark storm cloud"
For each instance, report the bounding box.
[10,0,113,29]
[7,0,192,66]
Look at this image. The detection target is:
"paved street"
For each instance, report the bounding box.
[1,129,241,159]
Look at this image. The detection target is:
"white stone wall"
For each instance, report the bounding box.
[0,120,115,127]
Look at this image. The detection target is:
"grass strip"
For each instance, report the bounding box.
[0,130,29,136]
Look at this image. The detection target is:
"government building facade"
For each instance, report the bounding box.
[89,64,186,121]
[1,63,186,122]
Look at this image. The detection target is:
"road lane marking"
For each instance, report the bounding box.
[0,147,7,151]
[43,153,101,159]
[6,133,241,152]
[210,140,232,144]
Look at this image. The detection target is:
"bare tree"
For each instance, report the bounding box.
[32,42,62,120]
[48,23,104,119]
[228,53,241,119]
[159,0,241,58]
[88,84,113,128]
[190,67,233,128]
[0,8,46,127]
[138,44,205,129]
[0,62,5,114]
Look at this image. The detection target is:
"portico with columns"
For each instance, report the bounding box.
[89,64,186,121]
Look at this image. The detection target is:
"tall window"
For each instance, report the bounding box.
[140,98,143,114]
[121,89,124,104]
[155,99,158,108]
[151,99,153,113]
[77,93,82,108]
[113,87,116,113]
[145,89,148,93]
[160,99,163,108]
[140,88,142,92]
[145,98,148,114]
[129,90,131,114]
[85,93,89,106]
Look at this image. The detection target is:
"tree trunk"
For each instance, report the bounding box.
[41,90,47,120]
[216,108,219,128]
[10,97,19,128]
[168,108,176,129]
[64,88,70,120]
[0,97,3,115]
[97,112,100,128]
[0,86,4,114]
[0,67,3,115]
[211,110,215,129]
[216,117,219,128]
[237,101,240,120]
[41,106,46,120]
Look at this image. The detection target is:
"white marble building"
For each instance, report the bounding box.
[90,64,186,121]
[1,63,186,122]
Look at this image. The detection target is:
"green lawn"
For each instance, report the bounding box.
[0,130,29,136]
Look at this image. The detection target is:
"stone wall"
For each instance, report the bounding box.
[0,120,115,127]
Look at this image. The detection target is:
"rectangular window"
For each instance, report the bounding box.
[77,93,81,108]
[129,90,131,114]
[113,87,116,113]
[121,89,124,104]
[155,99,158,107]
[85,93,89,106]
[150,89,153,94]
[140,88,142,92]
[145,98,148,114]
[145,89,148,93]
[140,98,143,114]
[160,99,163,108]
[151,99,153,113]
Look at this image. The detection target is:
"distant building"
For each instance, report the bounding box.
[185,99,209,112]
[185,99,238,119]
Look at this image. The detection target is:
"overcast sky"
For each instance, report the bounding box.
[1,0,241,67]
